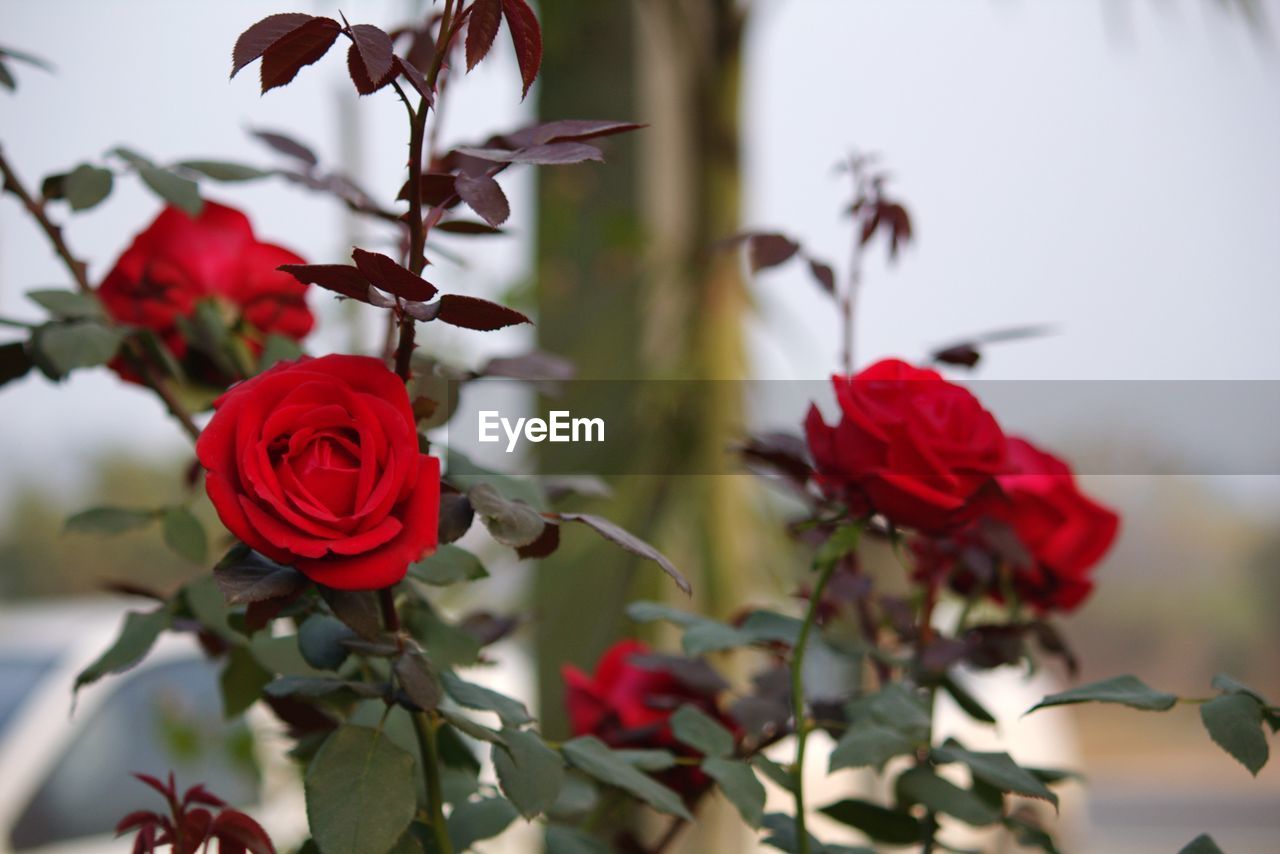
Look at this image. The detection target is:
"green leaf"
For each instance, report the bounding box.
[614,749,677,771]
[1178,834,1225,854]
[545,826,609,854]
[468,483,546,548]
[138,164,202,215]
[818,798,921,845]
[264,676,383,700]
[305,725,417,854]
[439,708,506,744]
[410,544,488,586]
[703,757,765,828]
[560,736,693,820]
[65,506,155,535]
[1211,673,1273,708]
[63,163,113,210]
[32,320,123,376]
[75,609,170,691]
[752,756,797,794]
[941,674,997,724]
[1026,675,1177,714]
[220,645,272,717]
[625,601,750,655]
[829,724,916,772]
[1005,815,1061,853]
[298,614,355,671]
[932,741,1058,808]
[1200,692,1269,776]
[894,766,1002,827]
[27,289,104,320]
[177,160,271,182]
[671,704,734,758]
[394,651,442,711]
[846,684,932,744]
[739,610,804,646]
[446,797,518,851]
[492,728,565,818]
[259,333,304,370]
[441,671,532,727]
[162,506,207,564]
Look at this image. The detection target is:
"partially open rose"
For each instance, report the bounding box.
[98,201,313,387]
[806,358,1007,533]
[196,354,439,590]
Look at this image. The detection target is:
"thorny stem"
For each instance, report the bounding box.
[392,0,460,384]
[412,711,454,854]
[790,553,845,854]
[0,148,201,442]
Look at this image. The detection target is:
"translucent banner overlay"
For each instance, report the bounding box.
[433,379,1280,476]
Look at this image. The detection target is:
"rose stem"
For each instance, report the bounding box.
[0,148,201,441]
[789,548,847,854]
[412,710,454,854]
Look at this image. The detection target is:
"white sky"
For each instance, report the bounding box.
[1,0,1278,504]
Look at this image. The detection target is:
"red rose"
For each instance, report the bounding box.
[196,355,440,590]
[805,359,1007,533]
[98,202,313,383]
[993,437,1120,611]
[562,640,733,800]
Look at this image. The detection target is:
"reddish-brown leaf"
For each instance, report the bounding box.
[395,56,432,103]
[435,294,530,331]
[500,0,542,99]
[435,219,503,236]
[808,258,836,294]
[259,17,341,93]
[115,810,163,836]
[747,233,800,272]
[506,119,644,147]
[348,23,394,81]
[351,248,437,301]
[455,141,603,165]
[210,811,275,854]
[249,128,318,166]
[231,13,313,78]
[398,172,460,206]
[558,512,691,595]
[277,264,370,302]
[466,0,503,71]
[454,173,510,227]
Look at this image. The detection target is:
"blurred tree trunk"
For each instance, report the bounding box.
[533,2,763,757]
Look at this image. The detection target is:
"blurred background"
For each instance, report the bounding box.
[1,0,1278,851]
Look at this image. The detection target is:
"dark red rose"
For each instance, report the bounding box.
[562,640,734,800]
[98,202,313,384]
[992,437,1120,611]
[912,436,1120,612]
[805,358,1007,533]
[196,354,439,590]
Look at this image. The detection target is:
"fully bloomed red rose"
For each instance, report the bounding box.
[805,358,1007,533]
[993,437,1120,611]
[196,355,440,590]
[98,202,313,384]
[562,640,734,800]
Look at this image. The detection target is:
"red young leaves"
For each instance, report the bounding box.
[501,0,542,98]
[231,13,314,77]
[454,173,510,227]
[351,248,437,301]
[466,0,504,71]
[436,295,530,331]
[258,17,341,93]
[347,23,396,94]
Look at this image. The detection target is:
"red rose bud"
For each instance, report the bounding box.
[805,358,1007,533]
[993,437,1120,612]
[197,354,440,590]
[562,640,735,801]
[98,201,313,385]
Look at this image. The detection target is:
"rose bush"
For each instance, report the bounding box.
[98,201,312,386]
[805,358,1006,532]
[196,354,439,590]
